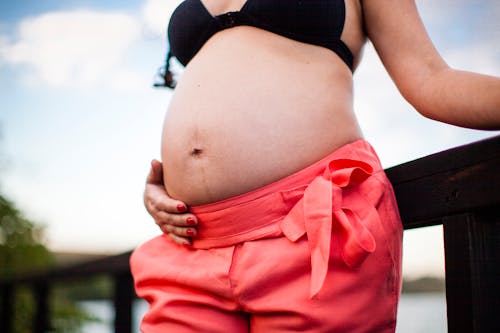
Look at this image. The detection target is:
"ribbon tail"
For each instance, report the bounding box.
[309,241,330,298]
[303,177,333,298]
[280,199,306,242]
[306,203,332,298]
[334,209,376,268]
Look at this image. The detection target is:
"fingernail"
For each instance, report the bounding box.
[186,229,196,237]
[186,217,197,226]
[177,204,186,212]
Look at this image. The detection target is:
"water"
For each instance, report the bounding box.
[79,293,447,332]
[395,293,447,332]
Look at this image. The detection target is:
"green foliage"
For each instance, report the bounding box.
[402,276,446,293]
[12,287,35,333]
[0,195,54,277]
[50,298,100,333]
[0,194,98,332]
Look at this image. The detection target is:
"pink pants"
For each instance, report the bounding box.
[131,140,403,333]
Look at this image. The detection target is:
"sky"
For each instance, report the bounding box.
[0,0,498,279]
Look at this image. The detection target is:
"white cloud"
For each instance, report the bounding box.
[0,10,141,88]
[141,0,183,36]
[0,2,184,90]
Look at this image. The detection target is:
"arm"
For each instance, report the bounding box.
[144,159,198,246]
[363,0,500,130]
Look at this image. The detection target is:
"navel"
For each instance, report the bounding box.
[190,148,203,157]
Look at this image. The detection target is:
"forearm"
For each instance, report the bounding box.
[408,67,500,130]
[363,0,500,130]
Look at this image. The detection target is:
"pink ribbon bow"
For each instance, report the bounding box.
[280,158,378,298]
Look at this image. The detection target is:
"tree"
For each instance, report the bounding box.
[0,194,96,333]
[0,195,54,277]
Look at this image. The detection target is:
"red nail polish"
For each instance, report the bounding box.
[177,204,186,212]
[186,217,196,225]
[186,229,195,236]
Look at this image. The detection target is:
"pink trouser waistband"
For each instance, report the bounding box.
[190,139,384,297]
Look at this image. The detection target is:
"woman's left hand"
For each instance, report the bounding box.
[144,159,198,246]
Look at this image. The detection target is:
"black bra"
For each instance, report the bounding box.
[160,0,353,87]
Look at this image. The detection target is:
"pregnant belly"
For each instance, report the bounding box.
[160,28,361,206]
[161,93,361,206]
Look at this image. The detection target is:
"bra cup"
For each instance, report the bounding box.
[168,0,218,66]
[168,0,352,69]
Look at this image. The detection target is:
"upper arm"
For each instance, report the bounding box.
[362,0,448,105]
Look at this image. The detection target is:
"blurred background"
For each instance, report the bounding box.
[0,0,499,332]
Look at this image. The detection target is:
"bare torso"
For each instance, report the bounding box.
[162,0,366,205]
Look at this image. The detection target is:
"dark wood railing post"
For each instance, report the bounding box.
[113,272,135,333]
[443,207,499,333]
[33,281,50,333]
[0,283,14,333]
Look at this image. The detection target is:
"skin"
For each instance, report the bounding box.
[145,0,500,245]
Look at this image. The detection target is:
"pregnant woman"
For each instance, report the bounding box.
[131,0,500,332]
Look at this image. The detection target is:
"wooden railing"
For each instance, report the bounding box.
[1,135,499,333]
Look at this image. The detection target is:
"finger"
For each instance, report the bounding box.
[161,224,196,246]
[151,159,164,179]
[167,232,192,246]
[146,159,164,184]
[162,224,197,238]
[148,193,189,214]
[155,211,198,227]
